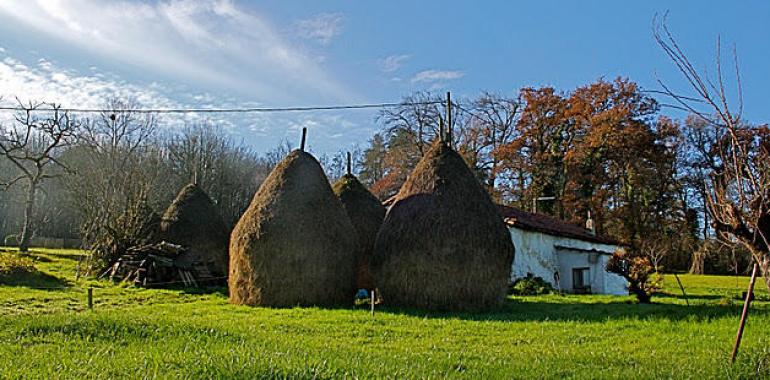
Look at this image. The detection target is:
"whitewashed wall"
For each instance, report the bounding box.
[508,227,628,295]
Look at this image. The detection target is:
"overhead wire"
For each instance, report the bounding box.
[0,101,445,115]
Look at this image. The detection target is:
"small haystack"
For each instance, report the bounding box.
[229,131,357,307]
[332,154,386,290]
[160,183,229,277]
[371,140,515,311]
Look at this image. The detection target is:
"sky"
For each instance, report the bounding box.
[0,1,768,154]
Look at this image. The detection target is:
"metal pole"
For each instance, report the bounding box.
[731,263,758,364]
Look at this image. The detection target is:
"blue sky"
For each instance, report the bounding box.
[0,1,768,153]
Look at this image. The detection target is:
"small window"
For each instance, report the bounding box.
[572,267,591,294]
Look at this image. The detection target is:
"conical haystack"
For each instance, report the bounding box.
[371,141,515,311]
[332,172,386,290]
[229,149,357,307]
[160,183,230,276]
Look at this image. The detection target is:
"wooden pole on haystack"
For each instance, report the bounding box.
[300,127,307,151]
[445,91,452,144]
[346,152,352,175]
[731,263,759,364]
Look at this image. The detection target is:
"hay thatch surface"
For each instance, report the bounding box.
[332,174,385,290]
[371,141,514,311]
[160,183,229,276]
[229,150,357,307]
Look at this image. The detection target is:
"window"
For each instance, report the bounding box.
[572,267,591,294]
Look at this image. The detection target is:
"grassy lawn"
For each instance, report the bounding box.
[1,248,769,379]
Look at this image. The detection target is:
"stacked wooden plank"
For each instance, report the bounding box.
[101,241,220,287]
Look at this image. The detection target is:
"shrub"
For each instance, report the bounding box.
[4,234,19,247]
[606,249,662,303]
[0,254,37,278]
[510,274,554,296]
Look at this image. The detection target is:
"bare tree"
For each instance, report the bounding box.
[461,92,521,191]
[68,98,164,268]
[376,91,444,155]
[0,101,80,252]
[654,15,770,291]
[165,123,268,226]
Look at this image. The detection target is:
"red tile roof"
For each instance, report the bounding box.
[383,197,618,245]
[497,205,618,245]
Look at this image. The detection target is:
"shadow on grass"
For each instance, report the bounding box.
[0,270,71,290]
[35,251,85,262]
[656,293,727,301]
[376,296,767,323]
[179,286,228,297]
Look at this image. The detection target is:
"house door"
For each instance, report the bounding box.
[572,267,591,294]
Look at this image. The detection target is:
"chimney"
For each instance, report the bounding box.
[586,210,596,236]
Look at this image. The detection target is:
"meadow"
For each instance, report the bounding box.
[1,248,769,379]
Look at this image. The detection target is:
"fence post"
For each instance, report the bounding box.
[87,287,93,310]
[370,289,375,317]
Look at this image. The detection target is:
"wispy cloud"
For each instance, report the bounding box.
[410,69,465,91]
[0,0,353,103]
[411,70,465,83]
[380,54,410,73]
[294,13,344,46]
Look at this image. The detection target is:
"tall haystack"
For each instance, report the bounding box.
[160,183,229,277]
[371,140,514,311]
[229,133,357,307]
[332,155,386,290]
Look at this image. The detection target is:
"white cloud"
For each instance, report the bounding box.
[0,52,370,154]
[380,54,410,73]
[411,70,465,83]
[0,55,179,117]
[0,0,353,103]
[294,13,344,45]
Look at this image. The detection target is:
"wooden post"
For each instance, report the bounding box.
[446,91,452,144]
[346,152,352,175]
[673,273,689,306]
[370,289,375,317]
[300,127,307,151]
[87,287,93,310]
[731,263,759,364]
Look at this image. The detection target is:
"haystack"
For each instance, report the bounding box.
[160,183,229,277]
[229,146,357,307]
[332,167,386,290]
[371,140,515,311]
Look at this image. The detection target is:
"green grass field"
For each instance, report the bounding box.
[1,248,769,379]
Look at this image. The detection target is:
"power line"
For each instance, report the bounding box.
[0,101,445,115]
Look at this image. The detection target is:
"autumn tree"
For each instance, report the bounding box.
[0,102,80,252]
[496,87,572,213]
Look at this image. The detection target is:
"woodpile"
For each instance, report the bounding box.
[101,241,221,287]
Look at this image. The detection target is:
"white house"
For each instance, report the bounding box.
[498,205,628,295]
